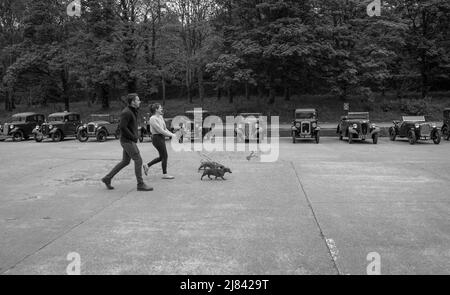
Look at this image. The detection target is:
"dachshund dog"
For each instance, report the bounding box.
[201,167,232,180]
[198,161,225,172]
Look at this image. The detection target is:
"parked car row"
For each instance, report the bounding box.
[1,108,449,144]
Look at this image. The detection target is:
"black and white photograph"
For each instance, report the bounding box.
[0,0,449,280]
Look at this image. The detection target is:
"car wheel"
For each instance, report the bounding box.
[34,133,43,142]
[52,130,63,142]
[408,130,416,145]
[315,132,320,144]
[77,130,89,142]
[12,130,24,142]
[97,130,107,142]
[433,130,441,145]
[441,126,448,140]
[372,133,378,144]
[389,128,396,141]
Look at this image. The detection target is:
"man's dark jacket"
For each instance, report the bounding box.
[119,106,139,143]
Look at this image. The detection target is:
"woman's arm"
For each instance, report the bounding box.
[150,117,174,137]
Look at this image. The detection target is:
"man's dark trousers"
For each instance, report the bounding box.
[104,141,144,185]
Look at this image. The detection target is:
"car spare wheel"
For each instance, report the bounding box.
[372,133,378,144]
[408,130,416,145]
[389,128,396,141]
[433,130,441,145]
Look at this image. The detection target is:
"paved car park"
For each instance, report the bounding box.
[0,137,449,274]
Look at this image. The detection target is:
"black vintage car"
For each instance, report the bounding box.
[77,114,120,142]
[33,112,82,142]
[138,112,175,142]
[291,108,320,144]
[0,112,45,142]
[389,116,441,145]
[442,108,450,141]
[178,109,212,143]
[337,112,380,144]
[235,113,265,143]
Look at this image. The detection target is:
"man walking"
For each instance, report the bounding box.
[101,93,153,191]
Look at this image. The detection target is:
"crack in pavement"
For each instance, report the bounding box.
[0,187,135,274]
[290,161,342,275]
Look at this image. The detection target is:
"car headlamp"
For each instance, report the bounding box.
[312,122,317,128]
[49,125,53,130]
[295,123,301,128]
[353,124,358,129]
[415,123,420,128]
[35,125,40,130]
[432,125,436,128]
[10,124,14,129]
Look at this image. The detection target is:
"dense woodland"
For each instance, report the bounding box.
[0,0,449,112]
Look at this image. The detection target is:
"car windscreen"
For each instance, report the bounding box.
[90,115,110,121]
[347,113,369,120]
[49,116,64,122]
[295,112,316,119]
[9,116,25,123]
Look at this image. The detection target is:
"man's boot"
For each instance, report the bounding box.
[101,177,114,190]
[137,182,154,191]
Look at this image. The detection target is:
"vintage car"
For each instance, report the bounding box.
[33,112,82,142]
[138,113,175,142]
[77,114,120,142]
[337,112,380,144]
[291,109,320,144]
[178,109,212,143]
[389,116,441,144]
[0,112,45,142]
[442,108,450,141]
[235,113,265,143]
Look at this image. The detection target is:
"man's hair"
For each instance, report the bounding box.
[126,93,139,105]
[150,103,162,114]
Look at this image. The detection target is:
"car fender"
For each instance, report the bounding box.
[97,126,108,135]
[77,125,87,131]
[10,127,21,134]
[49,127,59,135]
[370,127,380,136]
[314,127,321,131]
[348,127,358,135]
[32,127,41,135]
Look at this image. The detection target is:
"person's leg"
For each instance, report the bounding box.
[159,138,174,179]
[146,135,164,168]
[122,142,145,186]
[102,147,131,189]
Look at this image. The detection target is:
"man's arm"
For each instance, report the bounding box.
[120,111,138,141]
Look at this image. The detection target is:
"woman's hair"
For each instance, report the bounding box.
[150,103,162,114]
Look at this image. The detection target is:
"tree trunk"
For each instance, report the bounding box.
[100,84,110,109]
[161,76,166,105]
[61,69,70,111]
[268,85,275,105]
[284,84,290,101]
[228,86,233,103]
[217,87,221,100]
[198,66,204,102]
[245,82,250,100]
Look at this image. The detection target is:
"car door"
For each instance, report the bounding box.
[67,115,78,135]
[399,122,409,137]
[25,115,37,135]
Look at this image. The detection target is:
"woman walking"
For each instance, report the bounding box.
[143,103,176,179]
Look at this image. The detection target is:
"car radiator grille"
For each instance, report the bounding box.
[88,125,95,133]
[301,122,310,134]
[420,124,431,136]
[41,125,49,135]
[361,123,369,135]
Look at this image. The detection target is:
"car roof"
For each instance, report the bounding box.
[402,116,425,122]
[185,110,209,113]
[445,108,450,111]
[12,112,42,117]
[348,112,369,115]
[49,112,79,117]
[238,113,262,116]
[295,108,317,112]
